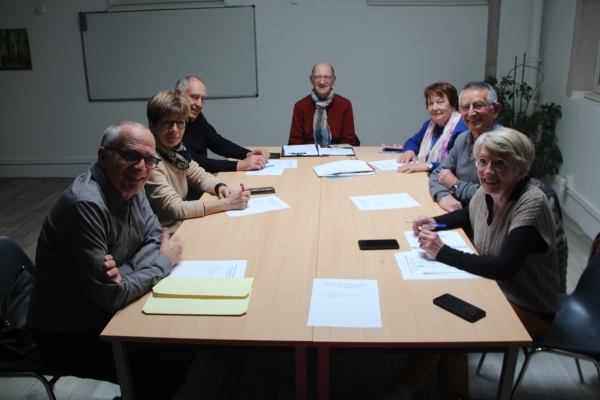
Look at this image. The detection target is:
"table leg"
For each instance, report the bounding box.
[295,346,307,400]
[496,346,519,400]
[112,341,135,400]
[318,346,329,400]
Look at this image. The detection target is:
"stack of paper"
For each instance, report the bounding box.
[317,145,355,156]
[142,277,254,315]
[395,231,480,280]
[368,159,403,171]
[313,160,376,177]
[282,144,319,156]
[282,144,356,156]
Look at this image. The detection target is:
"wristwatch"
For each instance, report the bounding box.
[449,183,458,197]
[427,162,434,172]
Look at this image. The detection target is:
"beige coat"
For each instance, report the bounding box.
[145,155,222,232]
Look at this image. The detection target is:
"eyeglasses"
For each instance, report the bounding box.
[160,117,186,130]
[475,158,507,173]
[312,75,334,82]
[104,147,161,169]
[458,101,491,113]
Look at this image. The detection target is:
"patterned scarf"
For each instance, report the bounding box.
[156,140,192,170]
[311,89,335,145]
[417,111,461,163]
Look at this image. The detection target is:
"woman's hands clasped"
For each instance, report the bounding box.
[412,215,445,258]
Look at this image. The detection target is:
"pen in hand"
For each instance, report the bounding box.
[406,221,446,228]
[240,183,246,191]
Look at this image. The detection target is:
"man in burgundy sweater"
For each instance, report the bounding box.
[288,63,359,146]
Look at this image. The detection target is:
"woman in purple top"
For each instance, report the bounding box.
[396,82,468,174]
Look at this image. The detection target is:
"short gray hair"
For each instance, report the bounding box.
[175,75,202,93]
[311,63,335,78]
[100,121,145,148]
[473,128,535,172]
[460,81,498,105]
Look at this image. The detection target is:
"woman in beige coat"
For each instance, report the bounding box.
[145,90,249,232]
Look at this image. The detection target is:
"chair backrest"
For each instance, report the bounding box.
[530,179,569,293]
[571,250,600,307]
[0,237,35,299]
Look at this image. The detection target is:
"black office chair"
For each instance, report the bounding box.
[0,236,60,400]
[509,251,600,398]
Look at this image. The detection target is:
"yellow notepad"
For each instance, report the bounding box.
[152,278,254,298]
[142,278,254,316]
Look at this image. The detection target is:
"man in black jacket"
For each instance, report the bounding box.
[175,75,269,173]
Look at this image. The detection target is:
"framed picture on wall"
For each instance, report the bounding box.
[594,38,600,95]
[0,29,32,70]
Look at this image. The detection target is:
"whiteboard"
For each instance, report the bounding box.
[80,6,258,101]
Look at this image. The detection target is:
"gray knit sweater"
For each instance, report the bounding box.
[469,182,561,314]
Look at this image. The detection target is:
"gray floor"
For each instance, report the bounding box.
[0,177,598,399]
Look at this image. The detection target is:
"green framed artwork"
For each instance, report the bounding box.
[0,28,32,70]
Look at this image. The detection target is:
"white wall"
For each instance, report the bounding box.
[538,0,600,239]
[11,0,596,236]
[1,0,535,177]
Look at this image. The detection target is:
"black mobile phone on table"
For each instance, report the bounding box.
[249,187,275,195]
[358,239,399,250]
[269,152,281,159]
[433,293,486,323]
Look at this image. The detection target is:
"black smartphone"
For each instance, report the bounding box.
[358,239,399,250]
[269,152,281,159]
[249,187,276,195]
[433,293,486,323]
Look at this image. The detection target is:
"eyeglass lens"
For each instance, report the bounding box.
[160,118,186,130]
[476,158,506,172]
[459,101,488,113]
[312,75,333,82]
[116,149,160,168]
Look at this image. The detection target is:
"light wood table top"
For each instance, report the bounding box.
[314,147,531,348]
[102,150,324,345]
[102,146,530,347]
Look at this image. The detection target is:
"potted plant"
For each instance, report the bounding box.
[485,54,563,179]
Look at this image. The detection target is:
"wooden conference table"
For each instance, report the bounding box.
[101,147,531,400]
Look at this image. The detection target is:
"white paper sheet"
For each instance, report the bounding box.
[282,144,318,156]
[313,160,376,177]
[307,279,382,328]
[350,193,420,210]
[245,165,285,176]
[269,160,298,168]
[398,231,480,279]
[169,260,247,278]
[317,146,355,156]
[368,159,404,171]
[395,252,479,280]
[226,195,291,217]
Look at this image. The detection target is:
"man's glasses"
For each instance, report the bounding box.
[312,75,334,82]
[104,147,161,168]
[458,101,491,113]
[475,158,507,173]
[160,117,186,130]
